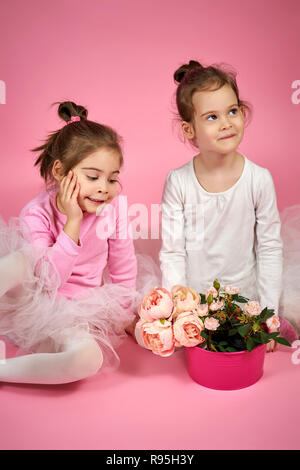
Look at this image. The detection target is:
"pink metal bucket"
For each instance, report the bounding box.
[185,343,266,390]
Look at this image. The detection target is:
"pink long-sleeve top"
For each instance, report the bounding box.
[19,189,137,299]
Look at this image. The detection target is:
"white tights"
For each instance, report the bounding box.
[0,252,103,384]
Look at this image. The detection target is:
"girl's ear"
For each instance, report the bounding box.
[181,121,195,140]
[240,105,246,120]
[52,160,65,182]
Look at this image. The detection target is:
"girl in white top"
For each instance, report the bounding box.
[159,60,299,352]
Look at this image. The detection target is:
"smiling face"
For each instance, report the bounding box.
[182,84,245,157]
[71,147,121,213]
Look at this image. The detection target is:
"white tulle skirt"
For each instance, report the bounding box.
[0,216,161,372]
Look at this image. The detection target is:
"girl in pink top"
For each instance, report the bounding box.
[0,101,142,385]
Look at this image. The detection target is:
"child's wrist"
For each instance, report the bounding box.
[63,218,82,245]
[66,215,82,224]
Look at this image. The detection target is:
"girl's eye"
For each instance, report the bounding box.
[207,108,239,121]
[87,176,118,184]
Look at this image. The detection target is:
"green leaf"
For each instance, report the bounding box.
[269,331,280,339]
[219,341,229,346]
[201,331,208,340]
[238,325,249,337]
[258,332,270,344]
[273,337,291,347]
[260,308,275,322]
[260,307,268,316]
[246,337,256,352]
[228,328,238,336]
[232,295,249,303]
[226,347,238,352]
[252,333,263,344]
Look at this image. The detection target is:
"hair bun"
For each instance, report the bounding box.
[57,101,88,122]
[174,60,204,83]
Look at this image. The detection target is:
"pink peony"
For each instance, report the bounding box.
[205,286,218,299]
[141,319,175,357]
[224,285,240,295]
[138,287,173,321]
[173,312,205,347]
[209,300,225,311]
[204,317,220,331]
[266,315,281,332]
[171,285,200,319]
[193,303,209,316]
[244,301,262,317]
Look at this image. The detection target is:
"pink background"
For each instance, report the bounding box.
[1,0,299,225]
[0,0,300,451]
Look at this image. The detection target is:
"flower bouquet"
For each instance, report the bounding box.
[136,280,290,356]
[136,280,291,389]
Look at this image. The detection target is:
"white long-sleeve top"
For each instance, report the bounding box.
[159,155,283,314]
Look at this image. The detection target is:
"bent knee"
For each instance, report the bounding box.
[68,340,103,380]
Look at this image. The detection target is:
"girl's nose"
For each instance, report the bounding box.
[220,115,232,130]
[97,179,109,193]
[98,186,108,194]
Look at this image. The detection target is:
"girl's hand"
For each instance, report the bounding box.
[266,339,279,353]
[58,170,83,221]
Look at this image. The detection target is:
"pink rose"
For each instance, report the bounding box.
[138,287,173,321]
[173,312,205,347]
[141,319,175,357]
[244,301,262,317]
[266,315,281,332]
[204,317,220,331]
[171,285,200,318]
[209,300,225,311]
[224,285,240,295]
[205,286,218,299]
[193,303,209,316]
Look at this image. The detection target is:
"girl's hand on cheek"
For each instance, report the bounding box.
[59,170,83,221]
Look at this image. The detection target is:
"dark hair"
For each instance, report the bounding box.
[33,101,123,186]
[174,60,252,125]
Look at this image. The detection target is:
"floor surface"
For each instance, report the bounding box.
[0,336,299,450]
